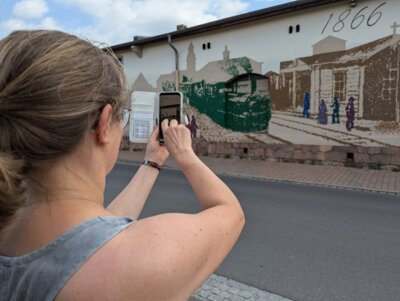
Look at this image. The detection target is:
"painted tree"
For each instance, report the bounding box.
[162,81,176,91]
[218,58,253,77]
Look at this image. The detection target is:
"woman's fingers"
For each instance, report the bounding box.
[149,125,159,141]
[161,118,178,130]
[144,124,169,165]
[161,118,169,132]
[169,119,178,127]
[159,118,192,157]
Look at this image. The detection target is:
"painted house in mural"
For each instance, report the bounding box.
[147,44,271,132]
[111,0,400,147]
[270,33,400,122]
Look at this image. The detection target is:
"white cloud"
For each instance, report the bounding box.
[2,17,60,33]
[2,18,28,32]
[13,0,49,20]
[58,0,251,45]
[256,0,295,2]
[39,17,61,30]
[1,0,60,36]
[209,0,250,18]
[2,0,289,45]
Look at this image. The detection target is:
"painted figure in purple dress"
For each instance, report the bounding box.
[317,99,328,125]
[190,115,198,138]
[345,97,355,131]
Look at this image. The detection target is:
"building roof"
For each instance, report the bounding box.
[110,0,345,52]
[312,35,347,47]
[280,34,400,70]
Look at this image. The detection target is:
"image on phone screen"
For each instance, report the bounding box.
[159,92,182,144]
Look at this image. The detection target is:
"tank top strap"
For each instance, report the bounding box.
[0,216,135,301]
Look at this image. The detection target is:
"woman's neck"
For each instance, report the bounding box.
[0,143,112,257]
[0,197,111,257]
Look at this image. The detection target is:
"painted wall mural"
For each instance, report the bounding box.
[270,33,400,122]
[130,2,400,147]
[133,43,272,134]
[267,31,400,146]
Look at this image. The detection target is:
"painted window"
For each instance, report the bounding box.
[334,71,346,102]
[202,42,212,50]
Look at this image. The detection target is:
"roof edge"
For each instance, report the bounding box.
[110,0,345,52]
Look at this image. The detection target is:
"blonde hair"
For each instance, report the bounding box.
[0,30,129,230]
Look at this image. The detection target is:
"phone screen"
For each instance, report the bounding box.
[159,92,182,144]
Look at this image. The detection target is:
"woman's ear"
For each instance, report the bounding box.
[94,104,113,144]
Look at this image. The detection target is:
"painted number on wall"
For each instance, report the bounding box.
[321,2,386,34]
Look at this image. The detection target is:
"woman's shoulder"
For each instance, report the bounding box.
[59,210,236,301]
[57,214,193,301]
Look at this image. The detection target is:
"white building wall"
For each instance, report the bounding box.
[118,0,400,90]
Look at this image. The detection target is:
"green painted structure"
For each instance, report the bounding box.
[165,72,271,133]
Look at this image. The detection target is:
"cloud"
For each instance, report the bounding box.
[13,0,49,19]
[2,17,60,33]
[38,17,61,30]
[209,0,250,17]
[255,0,295,2]
[1,0,60,36]
[58,0,251,45]
[2,0,290,45]
[2,18,28,32]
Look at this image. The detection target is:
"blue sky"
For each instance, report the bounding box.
[0,0,295,46]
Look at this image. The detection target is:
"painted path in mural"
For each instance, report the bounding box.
[265,111,399,146]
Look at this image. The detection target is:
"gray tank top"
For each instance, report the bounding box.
[0,216,135,301]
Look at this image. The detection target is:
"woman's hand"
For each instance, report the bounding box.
[161,119,193,160]
[144,126,169,166]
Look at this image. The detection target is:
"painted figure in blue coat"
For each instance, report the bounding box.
[302,91,310,118]
[330,96,340,124]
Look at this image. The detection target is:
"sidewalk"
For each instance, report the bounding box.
[117,150,400,301]
[118,150,400,195]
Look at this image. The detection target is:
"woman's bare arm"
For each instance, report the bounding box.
[116,120,245,301]
[106,164,159,219]
[106,127,168,219]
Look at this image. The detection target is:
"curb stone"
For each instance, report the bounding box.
[189,274,294,301]
[117,160,400,196]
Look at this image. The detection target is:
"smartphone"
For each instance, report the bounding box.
[158,91,183,144]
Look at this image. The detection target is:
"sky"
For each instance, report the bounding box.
[0,0,295,46]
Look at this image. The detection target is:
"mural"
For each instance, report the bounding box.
[133,43,272,134]
[267,29,400,146]
[270,33,400,122]
[131,16,400,147]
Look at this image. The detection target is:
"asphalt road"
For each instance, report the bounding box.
[105,163,400,301]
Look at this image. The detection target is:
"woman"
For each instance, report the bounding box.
[0,30,245,301]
